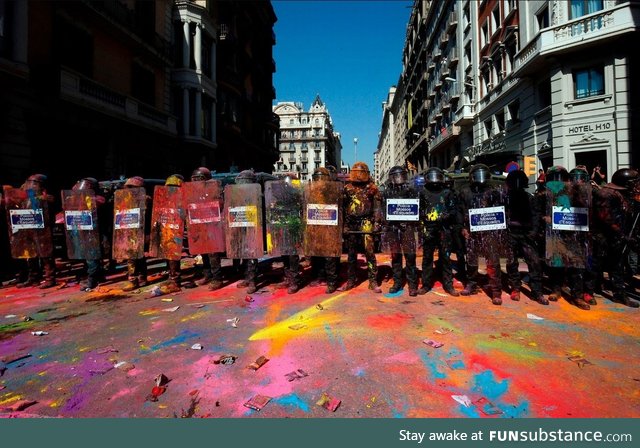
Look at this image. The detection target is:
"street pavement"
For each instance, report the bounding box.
[1,255,639,418]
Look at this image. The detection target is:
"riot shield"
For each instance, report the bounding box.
[264,180,303,256]
[112,187,146,261]
[3,186,53,259]
[61,189,101,260]
[466,188,510,258]
[545,182,591,268]
[303,181,343,257]
[149,185,184,260]
[381,188,419,254]
[224,183,263,259]
[183,180,225,254]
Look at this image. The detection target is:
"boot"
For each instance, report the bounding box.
[548,289,562,302]
[510,290,521,301]
[287,283,299,294]
[612,294,640,308]
[388,283,402,294]
[162,280,181,293]
[491,294,503,305]
[339,279,357,291]
[573,297,591,310]
[246,282,257,294]
[236,280,249,288]
[584,293,597,305]
[325,284,337,294]
[368,281,382,294]
[38,279,57,289]
[408,288,418,297]
[460,284,478,296]
[532,293,549,305]
[122,279,139,292]
[443,285,459,297]
[208,280,223,291]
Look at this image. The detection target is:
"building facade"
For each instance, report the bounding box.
[390,0,638,183]
[272,95,342,181]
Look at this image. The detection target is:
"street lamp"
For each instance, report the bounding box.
[353,137,358,162]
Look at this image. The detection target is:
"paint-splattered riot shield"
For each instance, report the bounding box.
[264,180,303,256]
[61,189,101,260]
[224,183,263,259]
[149,185,184,260]
[303,181,343,257]
[183,180,225,255]
[381,187,419,254]
[112,187,147,261]
[3,186,53,259]
[545,182,591,268]
[466,188,510,258]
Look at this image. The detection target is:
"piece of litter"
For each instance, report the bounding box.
[147,386,167,402]
[247,356,269,371]
[473,397,503,415]
[150,286,163,297]
[288,323,307,330]
[162,306,180,312]
[22,316,33,322]
[245,295,254,302]
[191,304,205,308]
[161,298,174,302]
[2,399,37,412]
[96,346,118,354]
[284,369,309,382]
[4,314,17,318]
[0,385,5,390]
[434,327,453,335]
[191,343,203,350]
[212,354,237,365]
[423,339,444,348]
[567,355,593,368]
[316,304,324,310]
[31,331,48,336]
[113,361,135,372]
[155,373,169,387]
[226,317,239,328]
[431,300,445,306]
[243,394,271,411]
[316,393,341,412]
[451,395,472,407]
[527,313,544,320]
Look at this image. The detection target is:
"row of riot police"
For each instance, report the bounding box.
[3,162,639,306]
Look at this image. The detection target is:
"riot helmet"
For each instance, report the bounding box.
[349,162,370,183]
[24,174,47,192]
[506,170,529,190]
[191,167,212,182]
[326,165,338,181]
[546,166,569,183]
[569,168,589,184]
[388,165,408,186]
[73,177,99,192]
[413,174,426,189]
[312,167,331,182]
[235,169,257,184]
[469,164,491,186]
[124,176,144,188]
[165,174,184,187]
[425,167,446,185]
[610,168,639,190]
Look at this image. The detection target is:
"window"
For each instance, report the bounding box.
[54,18,93,77]
[132,63,155,105]
[484,118,493,139]
[495,111,505,133]
[481,21,489,48]
[289,119,294,125]
[508,100,520,124]
[491,6,500,35]
[536,6,549,31]
[574,66,604,99]
[537,79,551,109]
[464,43,471,67]
[569,0,603,19]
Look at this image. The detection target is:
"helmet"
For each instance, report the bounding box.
[24,174,47,192]
[610,168,639,190]
[388,165,408,185]
[165,174,184,187]
[425,167,445,185]
[469,164,491,185]
[235,169,256,184]
[349,161,370,183]
[569,168,589,184]
[413,174,426,188]
[191,167,212,181]
[124,176,144,188]
[73,177,99,192]
[506,170,529,190]
[546,166,569,182]
[312,167,331,182]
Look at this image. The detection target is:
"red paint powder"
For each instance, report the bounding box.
[366,312,413,329]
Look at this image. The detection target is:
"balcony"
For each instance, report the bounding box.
[513,3,637,77]
[60,69,176,135]
[454,103,475,126]
[428,124,460,154]
[427,62,436,73]
[448,56,459,68]
[447,11,458,33]
[439,34,449,49]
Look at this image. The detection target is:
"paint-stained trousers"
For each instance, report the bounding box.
[506,228,542,296]
[345,217,377,283]
[421,227,453,289]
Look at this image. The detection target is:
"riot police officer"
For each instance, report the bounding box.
[233,169,260,294]
[419,167,459,296]
[120,176,150,291]
[342,162,382,292]
[383,166,419,296]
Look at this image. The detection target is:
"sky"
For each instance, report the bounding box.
[272,0,412,170]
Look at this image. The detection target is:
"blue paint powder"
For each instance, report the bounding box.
[273,393,310,412]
